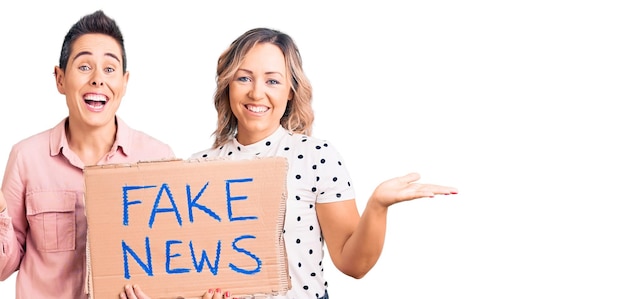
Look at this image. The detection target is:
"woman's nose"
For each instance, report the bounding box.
[248,81,264,100]
[91,71,104,86]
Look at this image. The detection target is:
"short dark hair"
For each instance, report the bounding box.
[58,10,127,72]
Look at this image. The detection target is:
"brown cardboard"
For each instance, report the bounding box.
[83,157,290,299]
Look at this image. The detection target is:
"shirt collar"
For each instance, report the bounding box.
[48,116,132,157]
[232,126,288,156]
[49,118,68,157]
[112,116,132,156]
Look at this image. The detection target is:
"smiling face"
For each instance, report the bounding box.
[229,42,292,145]
[55,33,128,130]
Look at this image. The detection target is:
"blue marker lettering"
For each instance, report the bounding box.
[121,237,153,279]
[189,239,222,275]
[165,240,191,274]
[122,185,157,226]
[228,234,261,275]
[225,178,258,222]
[149,183,182,228]
[187,182,221,223]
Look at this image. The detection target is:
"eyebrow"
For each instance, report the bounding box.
[238,68,285,78]
[73,51,121,63]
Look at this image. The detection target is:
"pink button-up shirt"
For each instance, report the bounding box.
[0,117,175,299]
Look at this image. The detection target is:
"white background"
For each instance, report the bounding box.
[1,1,625,298]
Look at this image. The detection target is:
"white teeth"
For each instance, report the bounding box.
[84,94,107,102]
[87,101,104,108]
[247,105,268,113]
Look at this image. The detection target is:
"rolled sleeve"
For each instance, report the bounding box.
[0,147,27,281]
[0,209,22,281]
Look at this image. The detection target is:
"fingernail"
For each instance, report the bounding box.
[208,289,214,294]
[216,288,221,293]
[224,291,231,297]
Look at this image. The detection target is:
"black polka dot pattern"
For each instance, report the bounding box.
[189,127,355,298]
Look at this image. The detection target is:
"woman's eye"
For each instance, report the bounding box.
[268,79,280,85]
[236,76,251,82]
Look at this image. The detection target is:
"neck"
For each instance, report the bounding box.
[65,118,117,166]
[236,125,281,146]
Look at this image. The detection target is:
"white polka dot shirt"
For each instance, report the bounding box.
[191,126,355,299]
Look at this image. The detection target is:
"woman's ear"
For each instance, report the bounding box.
[121,70,130,97]
[54,66,66,95]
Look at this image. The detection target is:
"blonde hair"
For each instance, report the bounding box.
[211,28,314,148]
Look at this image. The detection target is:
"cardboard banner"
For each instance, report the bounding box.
[84,157,290,299]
